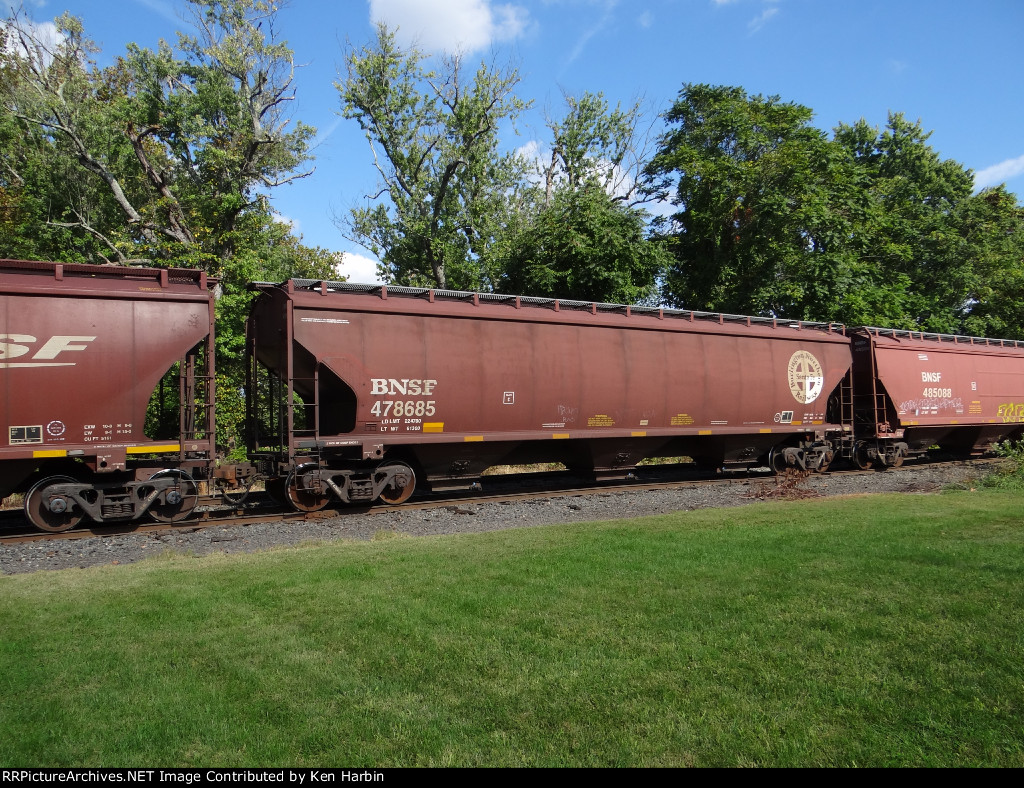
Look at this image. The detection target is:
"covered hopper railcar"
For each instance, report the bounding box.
[8,259,1024,533]
[847,327,1024,468]
[244,279,856,511]
[0,259,218,530]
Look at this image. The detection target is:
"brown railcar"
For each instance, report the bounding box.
[0,259,217,530]
[849,327,1024,467]
[246,279,855,510]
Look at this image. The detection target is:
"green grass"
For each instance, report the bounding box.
[2,490,1023,767]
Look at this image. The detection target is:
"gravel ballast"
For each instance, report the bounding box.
[0,462,995,575]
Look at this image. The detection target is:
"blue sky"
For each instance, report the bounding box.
[10,0,1024,282]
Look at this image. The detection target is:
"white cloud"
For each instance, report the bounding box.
[517,139,543,166]
[974,154,1024,190]
[369,0,529,54]
[748,7,778,33]
[130,0,182,24]
[276,211,300,235]
[638,11,653,28]
[564,0,619,65]
[516,138,637,201]
[312,117,343,149]
[3,1,46,14]
[0,17,62,64]
[336,252,386,284]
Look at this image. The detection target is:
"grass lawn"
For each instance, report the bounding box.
[1,489,1022,767]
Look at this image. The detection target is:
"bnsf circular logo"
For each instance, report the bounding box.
[788,351,824,404]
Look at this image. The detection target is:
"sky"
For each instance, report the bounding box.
[8,0,1024,283]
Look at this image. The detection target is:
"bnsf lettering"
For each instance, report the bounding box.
[0,334,96,365]
[370,378,438,396]
[921,372,942,383]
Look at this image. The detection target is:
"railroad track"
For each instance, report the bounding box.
[0,457,988,546]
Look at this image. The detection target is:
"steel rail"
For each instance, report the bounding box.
[0,458,986,545]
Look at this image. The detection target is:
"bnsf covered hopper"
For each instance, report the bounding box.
[0,260,216,529]
[246,280,855,509]
[850,327,1024,466]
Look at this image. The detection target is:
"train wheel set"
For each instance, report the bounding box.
[3,259,1024,533]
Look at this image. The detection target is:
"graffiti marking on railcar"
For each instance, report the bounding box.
[788,351,824,404]
[555,405,578,424]
[998,403,1024,423]
[898,397,964,416]
[301,317,350,324]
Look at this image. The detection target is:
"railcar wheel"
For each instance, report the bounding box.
[376,461,417,505]
[768,447,793,475]
[148,469,199,523]
[24,475,84,533]
[854,444,875,470]
[285,466,331,512]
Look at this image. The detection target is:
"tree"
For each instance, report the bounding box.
[833,114,1015,334]
[0,0,315,271]
[644,85,1024,332]
[645,84,867,318]
[337,22,529,290]
[495,91,667,303]
[957,186,1024,339]
[496,183,667,303]
[536,90,651,207]
[0,13,129,262]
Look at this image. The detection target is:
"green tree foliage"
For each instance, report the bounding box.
[833,115,1024,334]
[956,187,1024,339]
[536,91,649,205]
[0,1,316,270]
[0,14,129,263]
[496,91,668,303]
[338,23,529,291]
[497,183,668,303]
[0,1,336,325]
[647,84,1023,334]
[645,84,868,319]
[0,1,338,451]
